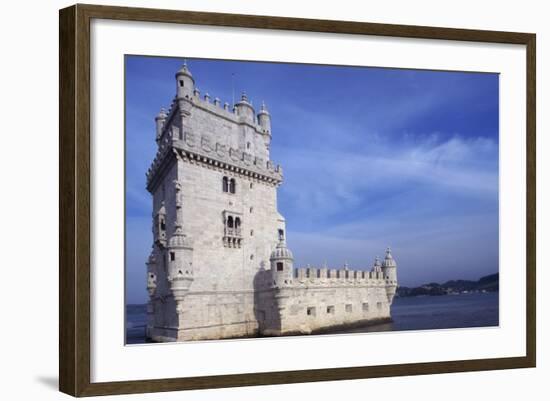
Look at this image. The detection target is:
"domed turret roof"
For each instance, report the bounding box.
[258,101,270,115]
[156,107,167,120]
[270,239,294,261]
[372,256,382,273]
[382,247,396,267]
[175,61,194,80]
[168,227,192,249]
[236,92,254,109]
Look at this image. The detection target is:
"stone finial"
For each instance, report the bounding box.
[193,88,200,97]
[204,93,211,102]
[223,102,229,111]
[259,101,269,114]
[241,92,249,102]
[214,97,220,106]
[176,60,193,78]
[157,107,167,119]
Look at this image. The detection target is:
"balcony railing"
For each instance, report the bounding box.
[224,227,242,238]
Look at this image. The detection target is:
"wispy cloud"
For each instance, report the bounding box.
[277,133,498,222]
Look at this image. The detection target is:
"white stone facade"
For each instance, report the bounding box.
[144,62,398,341]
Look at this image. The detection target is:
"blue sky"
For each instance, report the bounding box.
[125,56,499,304]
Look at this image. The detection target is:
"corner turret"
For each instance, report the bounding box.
[270,234,294,288]
[167,229,194,298]
[381,247,398,303]
[257,101,271,135]
[167,180,194,313]
[175,61,195,99]
[145,249,157,338]
[382,247,397,280]
[235,92,256,124]
[372,256,382,273]
[155,107,167,142]
[146,250,157,297]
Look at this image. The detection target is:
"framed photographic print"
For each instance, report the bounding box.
[59,3,536,397]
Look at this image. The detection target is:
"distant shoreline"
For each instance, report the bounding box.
[397,272,498,298]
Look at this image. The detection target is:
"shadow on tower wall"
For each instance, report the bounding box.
[253,266,281,336]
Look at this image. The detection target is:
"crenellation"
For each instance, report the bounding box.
[285,265,391,290]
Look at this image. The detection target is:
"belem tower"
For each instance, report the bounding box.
[144,62,398,342]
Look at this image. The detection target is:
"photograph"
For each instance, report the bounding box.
[124,56,499,344]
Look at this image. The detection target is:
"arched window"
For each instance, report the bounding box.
[235,217,241,229]
[222,176,229,192]
[227,216,234,228]
[179,80,184,87]
[229,178,236,194]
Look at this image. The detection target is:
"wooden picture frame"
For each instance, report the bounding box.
[59,3,536,397]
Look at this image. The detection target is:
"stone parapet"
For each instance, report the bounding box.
[292,267,390,286]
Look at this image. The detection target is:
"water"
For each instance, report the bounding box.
[126,304,148,344]
[332,292,499,334]
[126,292,498,344]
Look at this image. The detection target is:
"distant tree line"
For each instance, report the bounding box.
[396,273,498,297]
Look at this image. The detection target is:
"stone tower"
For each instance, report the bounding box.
[145,62,286,342]
[270,236,294,288]
[381,247,398,303]
[144,62,398,342]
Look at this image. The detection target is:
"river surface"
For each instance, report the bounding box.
[126,292,498,344]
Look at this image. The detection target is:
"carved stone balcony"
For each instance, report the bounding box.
[223,227,242,248]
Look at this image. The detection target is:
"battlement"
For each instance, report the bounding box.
[154,81,271,148]
[292,266,393,285]
[146,132,283,191]
[147,63,278,192]
[158,92,269,137]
